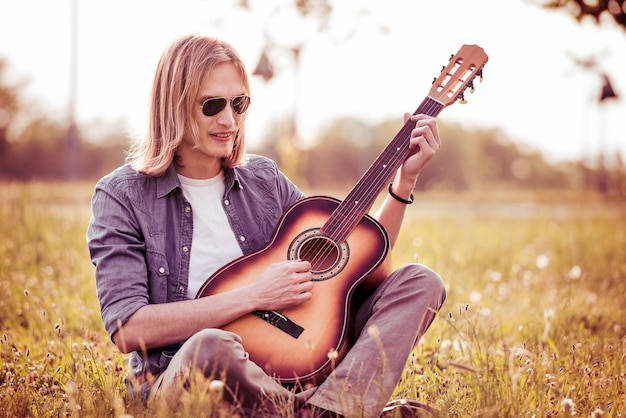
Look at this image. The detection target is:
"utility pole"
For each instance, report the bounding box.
[66,0,79,180]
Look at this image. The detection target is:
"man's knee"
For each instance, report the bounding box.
[181,328,244,373]
[398,263,446,305]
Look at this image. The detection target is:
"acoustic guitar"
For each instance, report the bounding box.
[197,44,489,384]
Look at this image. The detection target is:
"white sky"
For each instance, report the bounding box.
[1,0,625,163]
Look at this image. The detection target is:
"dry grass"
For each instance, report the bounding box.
[0,182,624,417]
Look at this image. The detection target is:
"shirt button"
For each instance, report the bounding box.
[179,286,184,292]
[182,246,189,252]
[185,206,191,213]
[239,236,246,242]
[224,199,230,205]
[158,267,165,274]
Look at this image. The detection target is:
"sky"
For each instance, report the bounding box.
[1,0,625,164]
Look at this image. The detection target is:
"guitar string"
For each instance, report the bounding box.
[303,98,444,274]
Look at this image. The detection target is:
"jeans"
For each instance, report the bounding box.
[148,264,446,417]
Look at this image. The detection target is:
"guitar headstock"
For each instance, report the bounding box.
[429,44,488,107]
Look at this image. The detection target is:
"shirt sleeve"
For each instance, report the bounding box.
[275,164,306,208]
[86,180,150,341]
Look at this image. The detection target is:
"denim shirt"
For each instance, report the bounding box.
[86,155,304,378]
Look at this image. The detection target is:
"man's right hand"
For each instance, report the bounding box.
[249,260,314,311]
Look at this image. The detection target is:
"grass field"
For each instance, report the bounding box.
[0,182,624,417]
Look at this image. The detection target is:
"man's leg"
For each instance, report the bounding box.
[149,328,310,414]
[306,264,446,418]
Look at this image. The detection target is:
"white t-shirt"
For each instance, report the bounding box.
[178,172,244,299]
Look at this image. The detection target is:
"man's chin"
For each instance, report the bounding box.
[205,143,234,159]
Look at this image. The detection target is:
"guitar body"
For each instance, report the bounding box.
[196,196,389,384]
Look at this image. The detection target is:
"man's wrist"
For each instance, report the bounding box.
[388,183,414,204]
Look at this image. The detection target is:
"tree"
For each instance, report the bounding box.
[535,0,626,31]
[302,117,374,190]
[0,59,23,176]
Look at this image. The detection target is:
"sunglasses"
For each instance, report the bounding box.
[202,95,251,117]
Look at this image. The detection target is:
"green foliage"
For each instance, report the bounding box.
[1,183,624,417]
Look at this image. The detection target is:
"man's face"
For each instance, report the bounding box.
[177,62,248,177]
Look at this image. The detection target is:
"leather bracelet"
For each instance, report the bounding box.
[388,183,414,204]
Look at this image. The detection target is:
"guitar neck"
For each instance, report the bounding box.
[320,44,489,243]
[321,96,444,242]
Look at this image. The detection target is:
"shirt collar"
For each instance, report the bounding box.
[224,165,243,191]
[156,162,243,198]
[155,163,182,198]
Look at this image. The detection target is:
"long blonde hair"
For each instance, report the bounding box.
[128,35,250,176]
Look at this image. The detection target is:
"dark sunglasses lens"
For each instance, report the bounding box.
[202,98,227,116]
[232,96,250,114]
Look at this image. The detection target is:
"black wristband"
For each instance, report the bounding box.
[388,183,414,204]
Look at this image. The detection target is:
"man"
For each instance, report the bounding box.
[87,34,446,417]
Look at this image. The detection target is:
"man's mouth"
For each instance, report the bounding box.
[212,132,234,141]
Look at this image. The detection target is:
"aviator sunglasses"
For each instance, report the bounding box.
[202,95,251,117]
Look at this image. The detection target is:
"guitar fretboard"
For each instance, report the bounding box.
[321,96,445,242]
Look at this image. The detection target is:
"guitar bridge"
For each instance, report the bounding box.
[252,310,304,339]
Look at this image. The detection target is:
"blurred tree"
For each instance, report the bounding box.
[8,117,67,179]
[479,129,567,188]
[3,115,128,181]
[535,0,626,31]
[0,59,23,177]
[260,114,573,194]
[410,123,481,191]
[77,119,129,178]
[302,117,374,190]
[0,51,618,193]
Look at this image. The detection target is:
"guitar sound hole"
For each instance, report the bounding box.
[299,237,339,273]
[288,228,349,281]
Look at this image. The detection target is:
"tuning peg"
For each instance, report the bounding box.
[468,80,475,94]
[457,91,467,104]
[477,68,484,82]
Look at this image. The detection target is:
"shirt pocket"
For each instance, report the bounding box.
[146,250,169,304]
